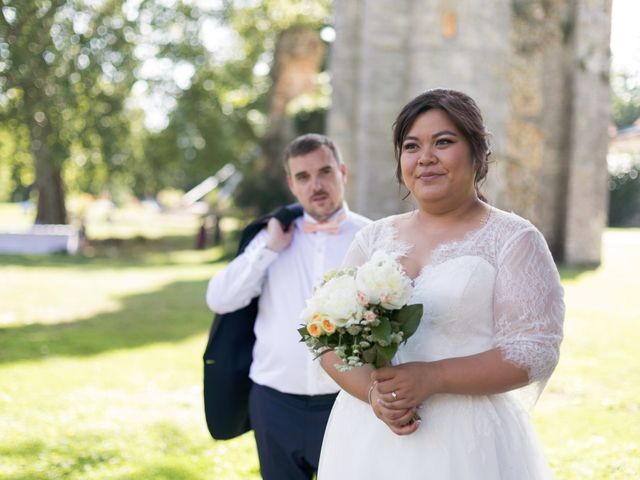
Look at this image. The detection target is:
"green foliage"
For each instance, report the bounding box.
[124,1,265,196]
[212,2,332,215]
[232,153,295,216]
[0,0,333,220]
[612,72,640,129]
[0,0,141,222]
[608,165,640,226]
[0,123,33,201]
[608,72,640,226]
[371,316,392,343]
[392,303,422,339]
[133,0,332,210]
[141,73,259,196]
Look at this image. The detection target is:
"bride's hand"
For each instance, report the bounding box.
[372,362,439,412]
[370,382,421,435]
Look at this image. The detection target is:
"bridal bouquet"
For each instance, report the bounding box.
[298,251,423,372]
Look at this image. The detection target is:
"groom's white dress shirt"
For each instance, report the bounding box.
[206,205,371,396]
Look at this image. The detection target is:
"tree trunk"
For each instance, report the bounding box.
[263,24,326,176]
[267,25,326,136]
[236,26,326,214]
[30,121,67,225]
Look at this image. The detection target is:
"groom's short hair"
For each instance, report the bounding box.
[283,134,343,173]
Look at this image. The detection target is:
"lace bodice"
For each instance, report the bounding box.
[342,207,565,405]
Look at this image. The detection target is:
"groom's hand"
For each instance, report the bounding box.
[266,217,294,252]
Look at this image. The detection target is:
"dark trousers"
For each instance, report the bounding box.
[248,383,337,480]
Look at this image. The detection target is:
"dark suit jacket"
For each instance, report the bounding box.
[203,203,304,440]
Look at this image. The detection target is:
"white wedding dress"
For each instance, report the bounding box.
[318,207,564,480]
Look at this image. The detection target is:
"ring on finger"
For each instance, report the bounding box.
[391,390,398,401]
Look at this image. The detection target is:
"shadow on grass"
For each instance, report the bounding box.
[0,426,209,480]
[115,463,204,480]
[0,439,46,458]
[559,264,599,282]
[0,278,214,364]
[0,235,236,269]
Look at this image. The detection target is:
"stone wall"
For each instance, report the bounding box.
[328,0,612,265]
[563,0,612,265]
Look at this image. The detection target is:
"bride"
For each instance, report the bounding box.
[317,89,564,479]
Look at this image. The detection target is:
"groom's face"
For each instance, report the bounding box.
[287,145,347,222]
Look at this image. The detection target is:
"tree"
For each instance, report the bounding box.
[612,72,640,129]
[133,0,332,215]
[608,71,640,226]
[608,166,640,226]
[0,0,139,224]
[0,0,333,223]
[136,18,264,197]
[224,2,331,215]
[234,25,327,214]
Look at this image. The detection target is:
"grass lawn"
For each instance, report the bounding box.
[0,205,259,480]
[534,229,640,479]
[0,202,638,479]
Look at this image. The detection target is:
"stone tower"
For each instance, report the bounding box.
[328,0,612,265]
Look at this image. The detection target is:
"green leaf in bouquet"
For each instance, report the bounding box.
[325,335,341,349]
[371,317,392,343]
[374,343,398,368]
[297,325,309,341]
[362,347,377,364]
[394,304,423,340]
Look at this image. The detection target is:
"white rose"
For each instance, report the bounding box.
[355,250,413,309]
[310,273,363,327]
[300,304,315,324]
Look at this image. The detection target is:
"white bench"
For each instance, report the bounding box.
[0,225,79,255]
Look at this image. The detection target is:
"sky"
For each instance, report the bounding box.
[611,0,640,77]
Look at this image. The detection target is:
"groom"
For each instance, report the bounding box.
[206,133,370,479]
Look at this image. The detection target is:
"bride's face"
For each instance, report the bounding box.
[400,109,477,207]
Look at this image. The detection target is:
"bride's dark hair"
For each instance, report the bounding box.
[392,88,492,202]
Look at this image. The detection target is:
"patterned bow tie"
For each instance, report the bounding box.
[301,212,346,234]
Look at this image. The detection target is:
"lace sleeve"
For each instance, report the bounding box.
[493,228,565,406]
